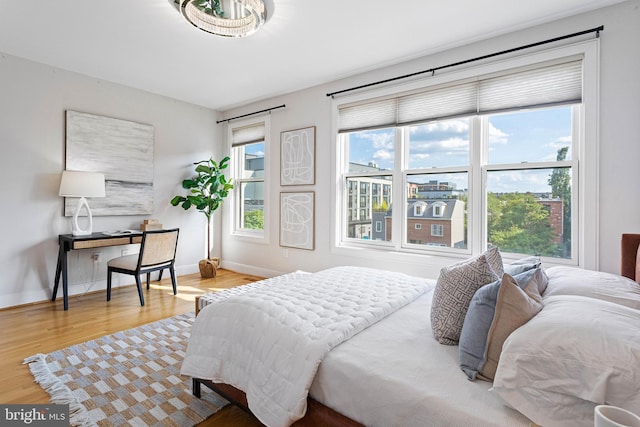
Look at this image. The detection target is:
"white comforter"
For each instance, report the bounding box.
[180,266,431,427]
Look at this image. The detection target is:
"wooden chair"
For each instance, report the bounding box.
[107,228,179,306]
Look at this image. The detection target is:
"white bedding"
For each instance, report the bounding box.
[310,289,532,427]
[181,266,430,427]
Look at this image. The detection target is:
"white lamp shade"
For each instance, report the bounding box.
[59,171,106,198]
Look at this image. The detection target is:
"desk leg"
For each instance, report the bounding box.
[52,247,62,301]
[61,249,69,310]
[52,245,69,310]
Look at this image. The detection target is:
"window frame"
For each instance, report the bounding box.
[228,116,270,243]
[331,40,599,269]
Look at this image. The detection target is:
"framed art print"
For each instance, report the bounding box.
[280,191,315,250]
[280,126,315,186]
[64,110,154,216]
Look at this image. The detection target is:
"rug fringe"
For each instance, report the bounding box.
[24,354,96,427]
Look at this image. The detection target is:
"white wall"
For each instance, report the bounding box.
[0,53,222,309]
[220,0,640,280]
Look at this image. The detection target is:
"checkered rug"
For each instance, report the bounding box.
[24,312,227,426]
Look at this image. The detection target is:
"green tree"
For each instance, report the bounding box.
[373,200,389,212]
[487,192,559,256]
[244,210,264,230]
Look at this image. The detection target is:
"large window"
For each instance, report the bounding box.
[230,119,268,237]
[336,51,591,264]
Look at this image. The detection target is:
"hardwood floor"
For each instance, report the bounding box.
[0,269,265,426]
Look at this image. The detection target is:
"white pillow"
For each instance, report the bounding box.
[492,295,640,427]
[544,266,640,310]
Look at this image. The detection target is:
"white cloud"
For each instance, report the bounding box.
[373,149,393,160]
[488,122,509,145]
[362,131,394,149]
[410,137,469,155]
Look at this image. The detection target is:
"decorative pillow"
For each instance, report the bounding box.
[459,268,546,381]
[544,266,640,310]
[430,247,503,345]
[481,273,543,380]
[492,295,640,427]
[503,255,541,276]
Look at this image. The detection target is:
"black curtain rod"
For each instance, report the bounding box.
[326,25,604,98]
[217,104,286,124]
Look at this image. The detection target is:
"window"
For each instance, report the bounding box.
[344,132,394,242]
[230,119,268,238]
[335,45,597,265]
[433,202,445,217]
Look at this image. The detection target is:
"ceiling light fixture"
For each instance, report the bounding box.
[175,0,267,37]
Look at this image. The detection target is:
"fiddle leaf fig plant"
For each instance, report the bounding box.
[170,156,233,260]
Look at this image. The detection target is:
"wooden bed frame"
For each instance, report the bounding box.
[621,233,640,282]
[190,234,640,426]
[192,297,365,426]
[192,378,363,426]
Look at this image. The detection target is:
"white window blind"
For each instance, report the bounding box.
[338,59,582,133]
[232,122,265,146]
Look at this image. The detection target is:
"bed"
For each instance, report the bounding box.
[181,237,640,427]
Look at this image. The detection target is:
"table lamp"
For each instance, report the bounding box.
[59,170,106,236]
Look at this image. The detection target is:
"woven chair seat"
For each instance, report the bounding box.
[106,228,179,306]
[108,255,172,271]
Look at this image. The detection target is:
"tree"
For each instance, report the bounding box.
[244,209,264,230]
[487,192,559,256]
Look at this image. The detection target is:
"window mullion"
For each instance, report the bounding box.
[470,115,484,255]
[393,127,405,250]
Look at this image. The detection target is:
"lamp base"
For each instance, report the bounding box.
[72,196,94,236]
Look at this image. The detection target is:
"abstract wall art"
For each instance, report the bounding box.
[64,110,154,216]
[280,126,315,186]
[280,191,315,250]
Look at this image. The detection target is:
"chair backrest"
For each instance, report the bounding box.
[138,228,179,268]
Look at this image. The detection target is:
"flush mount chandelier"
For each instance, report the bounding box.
[175,0,267,37]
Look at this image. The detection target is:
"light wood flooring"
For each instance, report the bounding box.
[0,269,266,426]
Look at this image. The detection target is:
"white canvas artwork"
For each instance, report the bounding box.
[64,110,154,216]
[280,126,315,186]
[280,192,314,250]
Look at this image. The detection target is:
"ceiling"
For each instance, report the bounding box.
[0,0,625,111]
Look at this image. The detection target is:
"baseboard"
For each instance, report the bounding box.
[220,260,284,279]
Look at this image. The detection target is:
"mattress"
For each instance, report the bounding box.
[309,289,532,427]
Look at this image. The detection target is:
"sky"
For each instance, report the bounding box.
[347,106,573,193]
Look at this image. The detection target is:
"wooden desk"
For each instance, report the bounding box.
[53,232,143,310]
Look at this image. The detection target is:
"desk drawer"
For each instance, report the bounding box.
[73,237,131,249]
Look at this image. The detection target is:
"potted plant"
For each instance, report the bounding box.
[171,156,233,278]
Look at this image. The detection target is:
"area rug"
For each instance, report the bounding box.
[24,312,228,427]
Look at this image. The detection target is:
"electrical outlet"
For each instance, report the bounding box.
[92,252,101,262]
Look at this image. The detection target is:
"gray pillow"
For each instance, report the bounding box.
[503,255,541,276]
[459,267,548,380]
[430,247,504,345]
